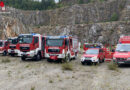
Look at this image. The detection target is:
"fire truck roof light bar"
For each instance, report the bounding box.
[19,33,39,36]
[46,36,71,39]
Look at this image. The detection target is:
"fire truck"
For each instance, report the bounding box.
[81,43,113,65]
[0,40,8,56]
[8,37,20,56]
[45,36,79,62]
[104,47,114,62]
[81,48,105,65]
[18,33,45,61]
[113,36,130,66]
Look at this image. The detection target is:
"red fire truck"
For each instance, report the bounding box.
[45,36,79,62]
[0,40,8,56]
[81,47,105,65]
[104,47,114,62]
[113,36,130,66]
[8,37,20,56]
[18,33,45,61]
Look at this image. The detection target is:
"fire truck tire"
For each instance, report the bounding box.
[21,57,26,61]
[74,52,77,60]
[99,58,102,63]
[81,62,85,65]
[94,61,99,65]
[35,53,41,61]
[47,59,52,62]
[3,51,7,56]
[66,55,70,62]
[117,63,121,67]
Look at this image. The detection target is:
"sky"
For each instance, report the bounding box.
[34,0,59,3]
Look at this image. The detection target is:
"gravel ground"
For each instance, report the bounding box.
[0,55,130,90]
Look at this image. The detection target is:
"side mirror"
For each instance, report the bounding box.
[99,49,103,53]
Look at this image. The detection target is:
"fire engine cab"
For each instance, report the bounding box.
[83,43,103,51]
[8,37,20,56]
[113,36,130,66]
[19,33,45,61]
[0,40,8,56]
[45,36,79,62]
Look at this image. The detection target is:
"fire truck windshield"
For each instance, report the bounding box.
[85,45,101,48]
[46,39,63,46]
[0,42,3,47]
[8,39,18,44]
[116,44,130,52]
[85,49,99,54]
[19,35,33,44]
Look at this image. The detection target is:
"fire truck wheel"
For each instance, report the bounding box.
[74,53,77,60]
[94,61,99,65]
[117,63,121,67]
[3,51,7,56]
[35,53,41,61]
[47,59,52,62]
[81,62,85,65]
[99,58,102,63]
[65,55,70,62]
[21,57,26,61]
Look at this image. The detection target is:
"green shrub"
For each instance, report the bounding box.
[108,62,118,71]
[62,63,73,71]
[78,0,84,4]
[1,58,11,63]
[49,80,53,83]
[31,86,35,90]
[110,13,119,21]
[99,0,105,2]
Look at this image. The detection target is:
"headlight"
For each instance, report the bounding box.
[113,57,116,60]
[91,56,98,62]
[91,56,97,60]
[127,57,130,60]
[81,57,85,61]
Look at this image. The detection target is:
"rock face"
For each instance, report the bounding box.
[33,21,130,44]
[60,0,108,6]
[4,0,126,26]
[0,16,27,39]
[0,0,129,45]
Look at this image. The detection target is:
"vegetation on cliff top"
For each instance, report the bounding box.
[3,0,62,10]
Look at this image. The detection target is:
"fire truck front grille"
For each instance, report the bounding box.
[20,47,30,51]
[9,46,16,49]
[48,49,60,53]
[117,58,127,61]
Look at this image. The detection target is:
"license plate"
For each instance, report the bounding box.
[11,50,14,53]
[23,52,26,55]
[118,62,125,64]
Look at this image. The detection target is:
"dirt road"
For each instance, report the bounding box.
[0,56,130,90]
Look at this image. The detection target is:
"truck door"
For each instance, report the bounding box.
[99,49,104,60]
[69,39,74,57]
[33,37,39,50]
[65,39,69,53]
[41,37,45,57]
[5,42,8,51]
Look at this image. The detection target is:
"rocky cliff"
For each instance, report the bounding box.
[0,0,130,44]
[0,16,27,39]
[4,0,126,26]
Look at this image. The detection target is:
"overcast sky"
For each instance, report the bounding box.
[34,0,59,3]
